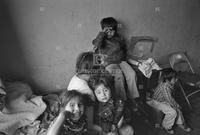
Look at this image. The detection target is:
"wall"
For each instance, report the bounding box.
[0,0,200,93]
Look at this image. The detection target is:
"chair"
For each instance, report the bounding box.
[169,51,200,109]
[169,51,195,73]
[128,36,164,127]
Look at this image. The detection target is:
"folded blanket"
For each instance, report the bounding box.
[138,58,161,78]
[0,82,46,135]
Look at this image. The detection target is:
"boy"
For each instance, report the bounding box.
[92,17,139,106]
[148,68,191,134]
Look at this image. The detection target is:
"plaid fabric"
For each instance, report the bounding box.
[152,82,179,108]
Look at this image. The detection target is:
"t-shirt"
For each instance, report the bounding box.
[68,75,95,101]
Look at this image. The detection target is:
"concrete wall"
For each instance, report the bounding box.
[0,0,200,93]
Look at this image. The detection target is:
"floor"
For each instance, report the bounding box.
[131,93,200,135]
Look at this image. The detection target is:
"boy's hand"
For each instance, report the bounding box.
[102,27,113,35]
[102,27,108,33]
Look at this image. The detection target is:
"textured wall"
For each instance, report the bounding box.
[0,0,200,92]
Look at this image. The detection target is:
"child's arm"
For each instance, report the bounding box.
[92,31,107,48]
[47,111,71,135]
[163,86,180,108]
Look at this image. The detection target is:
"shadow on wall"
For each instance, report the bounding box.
[0,1,32,86]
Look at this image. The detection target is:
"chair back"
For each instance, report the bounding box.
[169,51,195,74]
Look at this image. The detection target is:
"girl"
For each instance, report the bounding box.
[148,68,191,134]
[88,71,134,135]
[47,90,89,135]
[68,51,101,101]
[67,51,102,130]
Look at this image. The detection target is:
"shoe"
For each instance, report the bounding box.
[164,128,175,134]
[177,124,191,132]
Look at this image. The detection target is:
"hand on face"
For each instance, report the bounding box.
[102,27,115,38]
[64,97,84,121]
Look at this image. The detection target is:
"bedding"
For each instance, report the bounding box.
[0,82,46,135]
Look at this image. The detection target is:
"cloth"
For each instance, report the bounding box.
[94,99,124,133]
[0,82,46,135]
[137,58,161,78]
[68,75,95,101]
[147,100,184,129]
[92,32,126,65]
[119,61,140,98]
[152,82,179,109]
[15,120,42,135]
[61,115,87,135]
[39,94,61,131]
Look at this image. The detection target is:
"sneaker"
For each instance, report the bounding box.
[165,128,175,134]
[177,124,191,132]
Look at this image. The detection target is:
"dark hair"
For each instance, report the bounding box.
[160,68,178,83]
[100,17,118,31]
[59,90,90,109]
[88,70,115,99]
[76,51,100,75]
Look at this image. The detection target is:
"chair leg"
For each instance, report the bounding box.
[187,90,200,98]
[178,82,192,109]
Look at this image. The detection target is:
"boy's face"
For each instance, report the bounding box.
[65,97,84,121]
[94,83,111,103]
[103,26,115,39]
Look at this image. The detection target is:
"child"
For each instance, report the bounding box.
[67,51,101,130]
[47,90,89,135]
[68,51,101,101]
[92,17,139,106]
[148,68,191,134]
[88,72,134,135]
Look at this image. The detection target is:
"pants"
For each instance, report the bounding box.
[147,100,184,129]
[106,61,140,101]
[106,64,127,100]
[119,61,140,99]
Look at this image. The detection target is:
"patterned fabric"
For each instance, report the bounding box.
[61,115,87,135]
[94,99,124,133]
[152,82,179,109]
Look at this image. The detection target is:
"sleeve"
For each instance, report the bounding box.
[113,100,124,125]
[162,86,179,108]
[92,32,106,48]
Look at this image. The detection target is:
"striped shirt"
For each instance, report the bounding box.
[152,82,179,108]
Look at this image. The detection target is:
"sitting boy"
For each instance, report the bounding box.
[92,17,139,107]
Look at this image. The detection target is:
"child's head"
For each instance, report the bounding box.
[76,51,100,75]
[100,17,118,38]
[160,68,178,85]
[88,71,114,103]
[60,90,88,121]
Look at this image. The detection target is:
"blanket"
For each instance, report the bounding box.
[0,82,46,135]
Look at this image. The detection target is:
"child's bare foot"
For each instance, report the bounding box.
[177,124,191,132]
